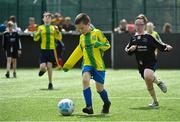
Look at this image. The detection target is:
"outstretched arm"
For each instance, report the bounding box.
[63,44,83,72]
[149,35,173,52]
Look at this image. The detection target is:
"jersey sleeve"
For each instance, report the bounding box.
[151,32,164,44]
[2,33,6,50]
[148,34,166,52]
[63,43,83,70]
[54,27,62,41]
[33,26,41,41]
[96,29,110,51]
[16,33,22,50]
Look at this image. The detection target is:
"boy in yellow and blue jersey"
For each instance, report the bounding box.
[63,13,111,114]
[34,12,62,90]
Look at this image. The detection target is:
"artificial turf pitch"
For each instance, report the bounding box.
[0,69,180,121]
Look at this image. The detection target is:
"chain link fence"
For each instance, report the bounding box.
[0,0,179,32]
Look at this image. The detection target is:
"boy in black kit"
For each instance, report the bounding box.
[125,15,173,108]
[2,21,22,78]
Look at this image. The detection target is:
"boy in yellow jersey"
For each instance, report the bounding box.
[146,22,165,56]
[34,12,62,90]
[63,13,111,114]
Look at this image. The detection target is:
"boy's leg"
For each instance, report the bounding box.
[6,57,11,71]
[153,77,167,93]
[39,50,47,76]
[82,72,93,114]
[145,63,167,93]
[96,82,111,113]
[39,63,46,76]
[96,82,110,104]
[6,57,12,78]
[144,69,159,108]
[47,62,53,90]
[12,58,17,78]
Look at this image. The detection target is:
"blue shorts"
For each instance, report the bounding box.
[82,66,105,84]
[39,49,55,64]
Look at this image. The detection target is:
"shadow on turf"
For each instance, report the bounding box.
[39,88,61,91]
[130,106,175,111]
[75,113,111,118]
[129,106,159,110]
[1,76,18,79]
[58,113,110,118]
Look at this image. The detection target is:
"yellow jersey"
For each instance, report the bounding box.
[63,29,110,71]
[34,24,62,50]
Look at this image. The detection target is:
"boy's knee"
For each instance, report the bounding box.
[47,65,52,70]
[144,73,154,82]
[7,58,11,62]
[97,89,103,93]
[83,77,90,84]
[40,66,46,71]
[40,63,46,68]
[144,69,154,82]
[96,86,104,92]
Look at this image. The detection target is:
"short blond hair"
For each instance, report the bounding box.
[136,14,148,24]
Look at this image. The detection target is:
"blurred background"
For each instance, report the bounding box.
[0,0,180,32]
[0,0,179,69]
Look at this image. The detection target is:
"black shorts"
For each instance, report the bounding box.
[39,50,55,64]
[6,50,18,58]
[138,62,157,79]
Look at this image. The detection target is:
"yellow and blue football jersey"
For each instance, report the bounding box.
[63,28,110,71]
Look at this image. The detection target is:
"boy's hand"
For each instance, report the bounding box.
[164,44,173,52]
[54,26,59,31]
[127,45,137,52]
[18,50,22,55]
[94,41,104,48]
[18,50,21,57]
[38,29,42,34]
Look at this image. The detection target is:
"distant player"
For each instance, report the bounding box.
[63,13,111,114]
[146,21,165,56]
[34,12,62,90]
[2,21,22,78]
[125,15,173,108]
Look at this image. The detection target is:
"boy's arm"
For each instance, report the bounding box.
[148,35,172,52]
[2,33,6,50]
[125,37,136,55]
[63,44,83,72]
[54,26,62,41]
[33,26,41,41]
[17,33,22,50]
[54,26,65,50]
[151,32,164,45]
[16,33,22,56]
[94,30,110,51]
[55,30,64,49]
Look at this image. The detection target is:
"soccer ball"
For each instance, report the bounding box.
[58,99,75,116]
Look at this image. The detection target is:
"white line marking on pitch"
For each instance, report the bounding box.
[1,96,180,100]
